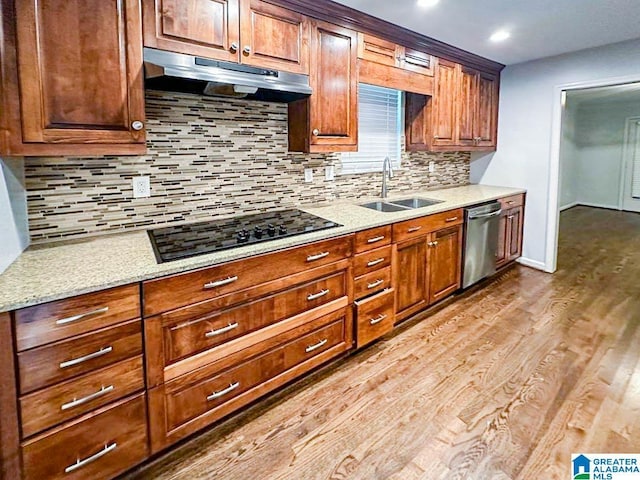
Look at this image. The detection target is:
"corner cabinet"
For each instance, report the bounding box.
[406,60,499,152]
[1,0,147,156]
[288,21,358,153]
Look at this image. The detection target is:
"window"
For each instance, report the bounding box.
[340,84,402,174]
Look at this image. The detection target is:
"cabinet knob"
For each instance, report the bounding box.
[230,42,238,53]
[433,135,440,140]
[312,128,319,136]
[131,121,144,131]
[243,46,251,55]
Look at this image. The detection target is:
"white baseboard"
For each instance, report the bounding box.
[575,201,620,211]
[516,257,547,271]
[559,201,578,211]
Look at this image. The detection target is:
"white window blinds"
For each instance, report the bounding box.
[340,84,402,174]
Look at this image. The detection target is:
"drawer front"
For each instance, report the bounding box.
[144,235,353,316]
[353,245,392,277]
[165,316,348,431]
[18,320,143,394]
[355,288,395,348]
[354,225,392,253]
[162,271,348,364]
[22,394,148,480]
[499,193,525,209]
[354,266,392,300]
[393,209,463,243]
[20,356,144,438]
[15,284,140,351]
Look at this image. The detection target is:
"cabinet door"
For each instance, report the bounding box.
[401,48,435,77]
[307,20,358,150]
[457,66,477,147]
[143,0,240,62]
[239,0,309,74]
[395,237,429,320]
[428,226,462,304]
[431,59,457,147]
[357,33,399,67]
[496,212,509,268]
[404,93,429,152]
[15,0,145,146]
[475,71,499,148]
[507,207,524,261]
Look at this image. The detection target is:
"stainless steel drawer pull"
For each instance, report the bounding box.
[61,385,114,411]
[307,289,330,301]
[306,251,330,262]
[204,276,238,289]
[305,338,328,353]
[367,279,384,289]
[428,241,439,247]
[369,314,388,325]
[366,258,385,267]
[367,235,385,244]
[507,200,515,205]
[205,322,240,338]
[445,216,459,222]
[507,215,515,220]
[407,226,422,233]
[207,382,240,401]
[55,307,109,326]
[64,443,117,473]
[59,346,113,369]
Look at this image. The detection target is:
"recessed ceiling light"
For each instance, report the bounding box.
[417,0,440,8]
[490,30,511,42]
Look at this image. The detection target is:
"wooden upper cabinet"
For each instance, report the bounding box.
[12,0,145,154]
[457,65,477,147]
[476,71,499,148]
[357,33,400,67]
[401,47,435,76]
[239,0,309,74]
[430,59,458,147]
[288,20,357,152]
[143,0,240,62]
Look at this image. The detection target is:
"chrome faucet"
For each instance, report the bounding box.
[381,157,394,198]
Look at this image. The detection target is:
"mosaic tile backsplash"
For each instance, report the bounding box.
[25,91,470,243]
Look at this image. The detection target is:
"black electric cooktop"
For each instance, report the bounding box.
[148,209,342,263]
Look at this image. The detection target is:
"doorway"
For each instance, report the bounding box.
[621,117,640,212]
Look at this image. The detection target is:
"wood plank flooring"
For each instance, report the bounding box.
[125,206,640,480]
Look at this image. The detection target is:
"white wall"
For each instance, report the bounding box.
[471,38,640,271]
[559,100,579,210]
[0,157,29,273]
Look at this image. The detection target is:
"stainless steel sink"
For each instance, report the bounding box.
[389,197,443,209]
[360,201,410,212]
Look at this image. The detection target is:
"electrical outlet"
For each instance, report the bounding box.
[429,161,435,173]
[325,165,335,181]
[132,176,151,198]
[304,168,314,183]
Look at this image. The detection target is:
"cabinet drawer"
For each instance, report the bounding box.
[159,271,348,365]
[355,288,395,348]
[20,356,144,438]
[354,225,392,253]
[18,320,143,394]
[22,394,148,480]
[392,209,463,243]
[15,284,140,351]
[354,266,392,300]
[499,193,525,209]
[144,235,353,316]
[353,245,392,277]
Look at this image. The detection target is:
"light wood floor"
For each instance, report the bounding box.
[126,206,640,480]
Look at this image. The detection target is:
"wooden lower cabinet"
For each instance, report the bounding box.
[148,307,352,452]
[395,237,429,320]
[22,394,148,480]
[428,225,463,304]
[497,194,525,268]
[354,288,395,348]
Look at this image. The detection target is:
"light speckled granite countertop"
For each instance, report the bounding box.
[0,184,525,312]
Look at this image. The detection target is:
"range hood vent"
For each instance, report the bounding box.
[143,48,312,103]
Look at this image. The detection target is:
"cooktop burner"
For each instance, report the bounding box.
[148,209,342,263]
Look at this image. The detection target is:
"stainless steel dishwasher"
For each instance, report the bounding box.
[462,201,502,288]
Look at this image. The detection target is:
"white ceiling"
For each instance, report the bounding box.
[332,0,640,65]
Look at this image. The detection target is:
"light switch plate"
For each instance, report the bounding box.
[132,176,151,198]
[325,165,335,181]
[304,168,314,183]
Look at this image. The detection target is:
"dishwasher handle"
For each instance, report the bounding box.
[468,209,502,220]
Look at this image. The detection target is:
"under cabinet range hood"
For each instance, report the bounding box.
[143,48,312,103]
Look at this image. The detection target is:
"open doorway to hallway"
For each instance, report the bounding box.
[558,82,640,214]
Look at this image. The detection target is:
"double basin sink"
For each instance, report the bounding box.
[360,197,443,212]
